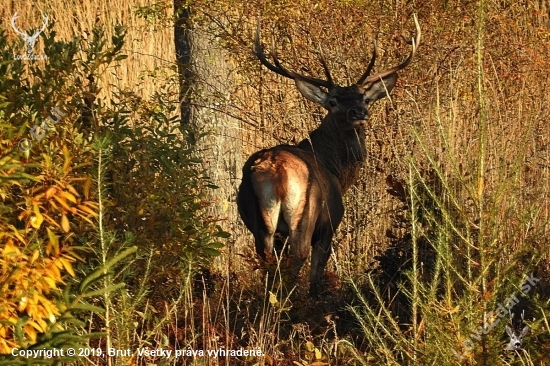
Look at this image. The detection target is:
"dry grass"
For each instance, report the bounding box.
[2,0,175,104]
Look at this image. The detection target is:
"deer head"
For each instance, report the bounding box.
[252,16,420,133]
[505,310,530,351]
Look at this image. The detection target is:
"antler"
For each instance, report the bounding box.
[355,40,378,86]
[32,14,49,37]
[357,14,421,86]
[11,12,28,37]
[253,21,334,89]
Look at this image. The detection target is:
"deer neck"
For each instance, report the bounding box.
[298,116,367,193]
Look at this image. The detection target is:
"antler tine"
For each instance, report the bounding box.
[317,44,333,85]
[40,14,49,33]
[11,12,27,37]
[253,21,294,79]
[358,14,421,86]
[253,20,333,88]
[356,39,378,85]
[31,14,49,38]
[252,20,287,78]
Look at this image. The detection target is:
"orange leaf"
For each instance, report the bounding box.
[77,204,98,216]
[52,195,72,212]
[61,214,70,233]
[65,183,80,197]
[45,187,57,198]
[61,191,77,203]
[84,177,91,199]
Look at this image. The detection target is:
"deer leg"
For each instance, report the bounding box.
[253,230,275,260]
[309,229,333,297]
[287,228,310,278]
[256,199,280,258]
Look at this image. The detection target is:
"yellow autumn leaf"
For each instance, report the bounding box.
[36,318,48,332]
[31,204,44,229]
[11,229,27,245]
[83,201,99,209]
[45,187,57,198]
[49,199,60,211]
[3,239,21,256]
[18,297,28,312]
[84,177,91,199]
[18,209,31,221]
[75,212,96,225]
[59,257,75,277]
[46,228,59,256]
[77,204,97,215]
[61,214,70,233]
[268,291,278,305]
[61,191,77,203]
[62,145,71,173]
[305,341,315,352]
[47,263,62,281]
[27,320,45,332]
[23,324,37,342]
[64,183,80,197]
[30,250,39,264]
[314,347,322,360]
[42,276,57,290]
[52,195,72,211]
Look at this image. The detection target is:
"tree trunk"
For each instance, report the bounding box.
[173,0,193,125]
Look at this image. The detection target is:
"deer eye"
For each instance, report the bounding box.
[328,99,338,108]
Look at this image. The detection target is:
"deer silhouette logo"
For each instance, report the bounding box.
[11,12,49,57]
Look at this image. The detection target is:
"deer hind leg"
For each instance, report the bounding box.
[309,195,342,297]
[285,196,313,278]
[309,227,334,297]
[251,157,284,258]
[253,184,280,258]
[278,157,311,278]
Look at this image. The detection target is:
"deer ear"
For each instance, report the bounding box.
[521,326,530,336]
[364,73,398,101]
[294,78,328,105]
[505,324,513,337]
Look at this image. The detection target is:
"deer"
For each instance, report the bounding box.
[237,16,420,297]
[11,12,49,56]
[505,310,529,351]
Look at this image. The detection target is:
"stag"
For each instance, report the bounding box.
[11,12,49,56]
[237,16,420,297]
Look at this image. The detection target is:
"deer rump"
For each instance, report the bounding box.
[237,145,344,286]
